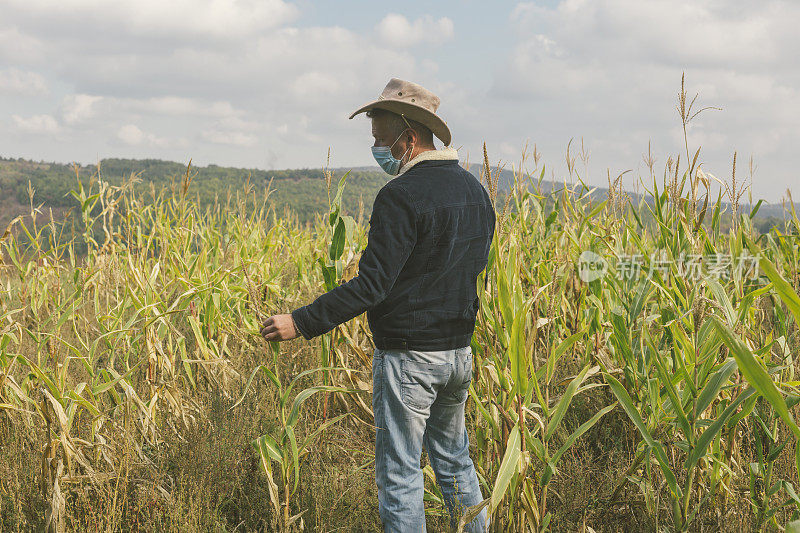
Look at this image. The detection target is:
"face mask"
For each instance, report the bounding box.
[372,130,412,176]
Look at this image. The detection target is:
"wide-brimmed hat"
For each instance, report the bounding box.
[349,78,451,146]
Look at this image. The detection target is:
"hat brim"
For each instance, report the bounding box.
[349,99,451,146]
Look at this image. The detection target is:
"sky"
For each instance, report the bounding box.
[1,0,797,202]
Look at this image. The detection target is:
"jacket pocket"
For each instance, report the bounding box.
[399,359,451,411]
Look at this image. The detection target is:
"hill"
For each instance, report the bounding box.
[0,155,795,238]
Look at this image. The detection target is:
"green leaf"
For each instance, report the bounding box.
[229,364,281,412]
[545,363,592,441]
[685,387,755,473]
[605,373,655,447]
[66,389,101,418]
[187,315,210,358]
[546,327,586,383]
[783,482,800,508]
[252,433,282,464]
[497,259,514,327]
[754,250,800,328]
[341,215,356,245]
[333,171,349,206]
[605,372,680,499]
[586,200,608,219]
[491,423,520,510]
[329,217,346,261]
[629,277,652,326]
[727,393,758,429]
[542,402,616,486]
[91,358,145,396]
[300,413,348,452]
[456,498,492,533]
[706,277,736,327]
[647,331,692,439]
[737,284,774,325]
[749,199,764,219]
[286,385,354,428]
[509,300,533,395]
[469,385,500,437]
[280,365,358,409]
[710,317,800,440]
[695,358,737,415]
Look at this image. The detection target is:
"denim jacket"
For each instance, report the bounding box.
[291,148,496,351]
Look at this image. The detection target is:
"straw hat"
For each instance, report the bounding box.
[349,78,451,146]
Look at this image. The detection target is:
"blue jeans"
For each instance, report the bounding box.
[372,345,487,532]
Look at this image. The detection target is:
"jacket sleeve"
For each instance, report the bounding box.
[291,184,417,339]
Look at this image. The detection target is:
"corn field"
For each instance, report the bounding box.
[1,135,800,532]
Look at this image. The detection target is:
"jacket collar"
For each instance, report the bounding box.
[397,146,458,176]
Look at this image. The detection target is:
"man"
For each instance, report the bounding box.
[260,78,495,532]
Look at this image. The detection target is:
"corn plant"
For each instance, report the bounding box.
[599,158,800,530]
[464,165,615,532]
[235,342,359,531]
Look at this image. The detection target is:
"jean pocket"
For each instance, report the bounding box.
[463,352,473,383]
[399,359,451,411]
[454,353,473,403]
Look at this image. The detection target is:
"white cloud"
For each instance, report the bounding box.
[482,1,800,201]
[117,124,167,146]
[12,114,59,133]
[510,1,795,68]
[0,68,48,95]
[61,94,102,124]
[376,14,454,47]
[201,129,258,147]
[117,124,145,145]
[502,0,800,100]
[217,115,261,131]
[122,97,239,118]
[290,71,343,102]
[0,27,44,63]
[0,8,424,167]
[4,0,298,40]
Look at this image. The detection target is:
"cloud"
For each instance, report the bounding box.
[1,1,795,200]
[12,114,59,133]
[4,0,298,40]
[376,14,454,47]
[201,129,259,147]
[479,1,800,201]
[503,1,800,98]
[0,27,44,63]
[117,124,167,146]
[510,1,796,68]
[61,94,102,124]
[121,97,240,118]
[290,71,343,103]
[0,68,48,95]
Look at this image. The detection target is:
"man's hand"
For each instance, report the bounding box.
[260,314,300,342]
